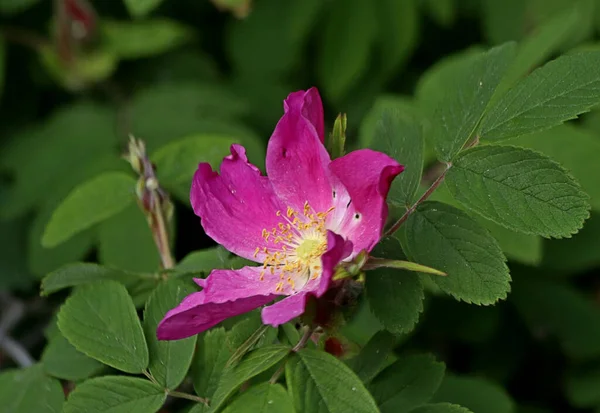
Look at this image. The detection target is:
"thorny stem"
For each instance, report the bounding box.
[384,163,451,237]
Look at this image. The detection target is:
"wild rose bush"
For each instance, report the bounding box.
[2,1,600,413]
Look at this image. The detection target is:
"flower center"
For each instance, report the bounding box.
[254,202,334,293]
[296,238,323,261]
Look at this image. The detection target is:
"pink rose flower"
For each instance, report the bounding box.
[157,88,403,340]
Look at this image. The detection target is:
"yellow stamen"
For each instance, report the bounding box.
[256,202,335,293]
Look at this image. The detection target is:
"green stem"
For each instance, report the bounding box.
[168,390,209,405]
[292,325,315,352]
[143,370,159,385]
[269,362,287,384]
[151,202,175,270]
[270,325,316,384]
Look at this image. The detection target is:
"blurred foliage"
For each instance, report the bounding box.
[1,0,600,412]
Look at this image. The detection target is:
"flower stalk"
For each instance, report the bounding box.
[126,136,175,270]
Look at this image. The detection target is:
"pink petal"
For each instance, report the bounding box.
[157,266,280,340]
[191,144,286,262]
[329,149,404,254]
[283,87,325,143]
[261,231,351,327]
[157,292,273,340]
[266,89,333,214]
[261,292,309,327]
[200,266,282,302]
[316,231,353,296]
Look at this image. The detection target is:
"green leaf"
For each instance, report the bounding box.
[26,156,124,277]
[481,220,542,266]
[367,258,446,276]
[0,365,64,413]
[57,280,149,373]
[480,51,600,141]
[1,103,119,219]
[429,182,542,265]
[222,383,294,413]
[0,35,5,99]
[41,172,136,248]
[193,328,232,398]
[152,134,236,200]
[42,332,104,381]
[431,374,514,413]
[0,217,32,289]
[144,279,197,389]
[98,204,161,272]
[342,297,386,347]
[495,6,581,97]
[28,200,96,279]
[445,145,590,238]
[375,0,418,78]
[511,276,600,360]
[347,330,397,384]
[102,19,192,59]
[360,98,424,206]
[130,82,249,151]
[317,0,378,102]
[63,376,166,413]
[225,325,272,369]
[286,348,379,413]
[410,403,473,413]
[369,353,445,413]
[0,0,40,14]
[430,42,516,161]
[123,0,163,18]
[423,0,455,27]
[210,345,290,412]
[416,47,483,114]
[226,0,323,79]
[481,0,526,44]
[402,201,510,305]
[506,124,600,211]
[366,267,424,335]
[192,317,273,400]
[328,113,347,159]
[176,247,229,274]
[565,366,600,408]
[42,262,152,296]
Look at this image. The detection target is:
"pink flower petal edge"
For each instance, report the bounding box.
[330,149,405,253]
[157,231,349,339]
[190,144,286,263]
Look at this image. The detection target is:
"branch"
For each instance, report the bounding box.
[384,163,451,237]
[0,336,34,367]
[126,137,175,270]
[0,295,34,367]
